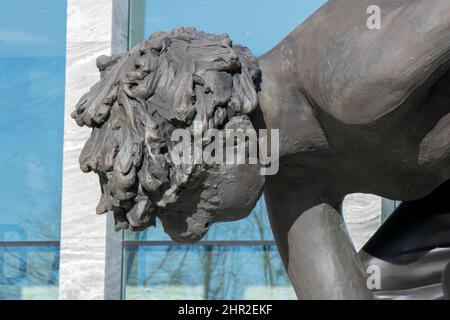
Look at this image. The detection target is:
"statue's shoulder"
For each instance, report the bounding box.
[289,0,450,125]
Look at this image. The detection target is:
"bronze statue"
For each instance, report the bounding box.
[73,0,450,299]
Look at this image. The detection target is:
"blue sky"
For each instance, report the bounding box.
[0,0,326,56]
[144,0,327,56]
[0,0,67,57]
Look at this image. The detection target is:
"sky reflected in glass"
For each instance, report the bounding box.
[0,0,67,241]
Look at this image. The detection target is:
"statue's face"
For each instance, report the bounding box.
[72,28,264,242]
[157,162,265,243]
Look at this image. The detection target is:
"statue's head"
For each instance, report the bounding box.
[72,28,265,242]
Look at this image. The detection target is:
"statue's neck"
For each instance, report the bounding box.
[253,39,326,163]
[254,39,299,131]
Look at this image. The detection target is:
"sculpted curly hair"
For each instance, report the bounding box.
[72,28,261,232]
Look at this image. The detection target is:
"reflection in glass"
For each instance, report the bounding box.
[0,0,67,241]
[124,245,295,300]
[0,246,59,300]
[0,58,65,241]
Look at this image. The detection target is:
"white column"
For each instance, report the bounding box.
[59,0,129,300]
[342,194,382,252]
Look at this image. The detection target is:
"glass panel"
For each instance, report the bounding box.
[381,199,402,223]
[124,2,324,298]
[0,246,59,300]
[123,245,295,300]
[0,0,67,241]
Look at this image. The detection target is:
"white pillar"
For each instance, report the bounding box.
[342,194,382,252]
[59,0,129,300]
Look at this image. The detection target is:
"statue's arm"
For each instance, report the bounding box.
[264,175,373,300]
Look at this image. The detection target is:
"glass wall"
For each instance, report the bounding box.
[123,202,296,299]
[0,0,67,299]
[0,246,59,299]
[124,245,292,300]
[125,0,327,299]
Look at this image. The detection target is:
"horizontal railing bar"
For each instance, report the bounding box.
[0,241,60,247]
[0,240,277,247]
[123,240,276,247]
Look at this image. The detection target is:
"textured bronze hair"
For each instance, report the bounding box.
[72,28,261,231]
